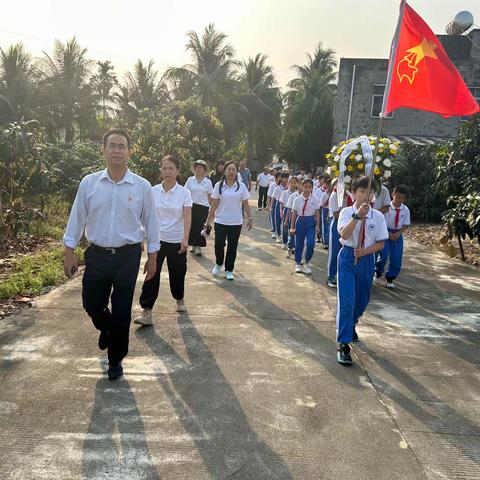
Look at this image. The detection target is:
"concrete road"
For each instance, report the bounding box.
[1,201,479,479]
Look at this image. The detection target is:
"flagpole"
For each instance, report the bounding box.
[354,0,406,264]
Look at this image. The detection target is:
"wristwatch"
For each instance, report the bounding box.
[352,212,361,220]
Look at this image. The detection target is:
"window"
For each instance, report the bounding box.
[370,84,394,118]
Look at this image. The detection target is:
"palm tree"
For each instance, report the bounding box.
[90,60,117,129]
[0,43,39,122]
[41,37,93,141]
[238,54,282,167]
[282,43,337,168]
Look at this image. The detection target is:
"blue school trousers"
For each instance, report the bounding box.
[321,207,330,246]
[274,200,282,236]
[376,229,404,280]
[336,246,375,343]
[282,208,290,245]
[270,199,277,232]
[327,218,341,278]
[295,215,316,264]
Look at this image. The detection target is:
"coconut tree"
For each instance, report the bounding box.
[90,60,117,129]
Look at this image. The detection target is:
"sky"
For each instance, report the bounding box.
[0,0,478,89]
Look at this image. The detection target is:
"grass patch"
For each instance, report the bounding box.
[0,245,84,300]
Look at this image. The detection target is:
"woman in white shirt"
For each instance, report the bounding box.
[135,155,192,325]
[185,159,213,257]
[205,161,252,281]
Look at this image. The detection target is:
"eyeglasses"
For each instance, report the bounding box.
[107,143,128,151]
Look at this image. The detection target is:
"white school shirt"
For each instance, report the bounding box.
[373,184,391,211]
[328,191,350,218]
[280,189,294,206]
[63,168,160,253]
[152,182,193,243]
[184,175,213,208]
[273,184,287,201]
[211,180,251,226]
[292,194,321,217]
[257,172,271,188]
[267,182,278,197]
[338,205,389,249]
[286,191,300,209]
[267,174,275,185]
[384,202,411,230]
[319,190,330,208]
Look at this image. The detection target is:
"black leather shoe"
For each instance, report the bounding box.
[107,363,123,380]
[98,329,110,350]
[337,343,353,366]
[352,328,359,343]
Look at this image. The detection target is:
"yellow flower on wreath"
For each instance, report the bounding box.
[357,163,364,170]
[374,166,381,176]
[331,164,337,172]
[325,153,332,159]
[378,148,384,153]
[347,165,353,172]
[349,154,355,160]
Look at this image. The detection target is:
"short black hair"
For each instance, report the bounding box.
[162,154,180,170]
[280,171,290,179]
[274,171,282,179]
[302,178,314,187]
[103,128,131,149]
[394,184,408,195]
[350,175,370,192]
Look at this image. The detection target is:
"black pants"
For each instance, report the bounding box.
[189,203,209,247]
[82,243,142,366]
[214,223,242,272]
[258,186,268,208]
[140,241,187,309]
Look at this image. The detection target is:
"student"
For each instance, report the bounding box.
[185,159,213,256]
[256,166,272,210]
[285,181,302,259]
[313,175,326,243]
[290,179,321,275]
[318,178,331,249]
[374,183,392,214]
[205,161,253,280]
[63,128,160,380]
[279,176,298,250]
[267,172,281,239]
[336,175,388,365]
[327,180,353,288]
[375,184,410,288]
[272,172,289,243]
[136,155,192,326]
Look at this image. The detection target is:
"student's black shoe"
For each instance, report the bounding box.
[337,343,353,366]
[107,363,123,380]
[98,329,110,350]
[352,328,359,343]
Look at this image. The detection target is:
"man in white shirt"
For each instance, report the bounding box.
[63,129,160,380]
[256,166,272,210]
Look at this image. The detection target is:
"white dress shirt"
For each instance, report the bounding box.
[273,184,287,201]
[328,191,350,218]
[373,184,392,211]
[63,169,160,253]
[153,182,193,243]
[286,191,299,209]
[184,175,213,208]
[319,190,330,208]
[384,202,411,230]
[338,205,389,249]
[267,182,278,197]
[257,172,271,188]
[211,180,251,226]
[292,194,321,217]
[280,189,293,206]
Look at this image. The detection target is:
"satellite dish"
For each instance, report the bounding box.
[446,11,474,35]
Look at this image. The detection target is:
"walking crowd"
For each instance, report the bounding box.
[63,128,411,380]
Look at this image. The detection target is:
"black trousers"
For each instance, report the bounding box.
[214,223,242,272]
[82,243,142,366]
[140,241,187,309]
[258,186,268,208]
[189,203,209,247]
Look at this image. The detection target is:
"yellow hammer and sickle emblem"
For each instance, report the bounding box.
[397,38,438,84]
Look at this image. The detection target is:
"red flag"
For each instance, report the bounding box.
[383,2,479,117]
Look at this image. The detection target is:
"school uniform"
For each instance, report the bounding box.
[292,194,321,264]
[211,180,251,271]
[273,184,288,237]
[375,202,411,281]
[336,206,388,343]
[257,172,271,208]
[63,168,160,367]
[185,175,213,247]
[267,182,279,233]
[286,191,299,250]
[373,184,392,212]
[327,191,352,280]
[319,189,330,246]
[280,189,294,245]
[140,182,193,308]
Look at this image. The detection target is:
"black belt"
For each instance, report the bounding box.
[90,243,141,255]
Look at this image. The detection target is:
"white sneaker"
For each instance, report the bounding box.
[225,271,234,281]
[295,264,303,274]
[212,264,223,276]
[271,233,276,239]
[281,244,288,250]
[373,275,383,285]
[176,299,187,312]
[276,236,282,243]
[303,263,312,275]
[134,309,153,326]
[386,281,396,289]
